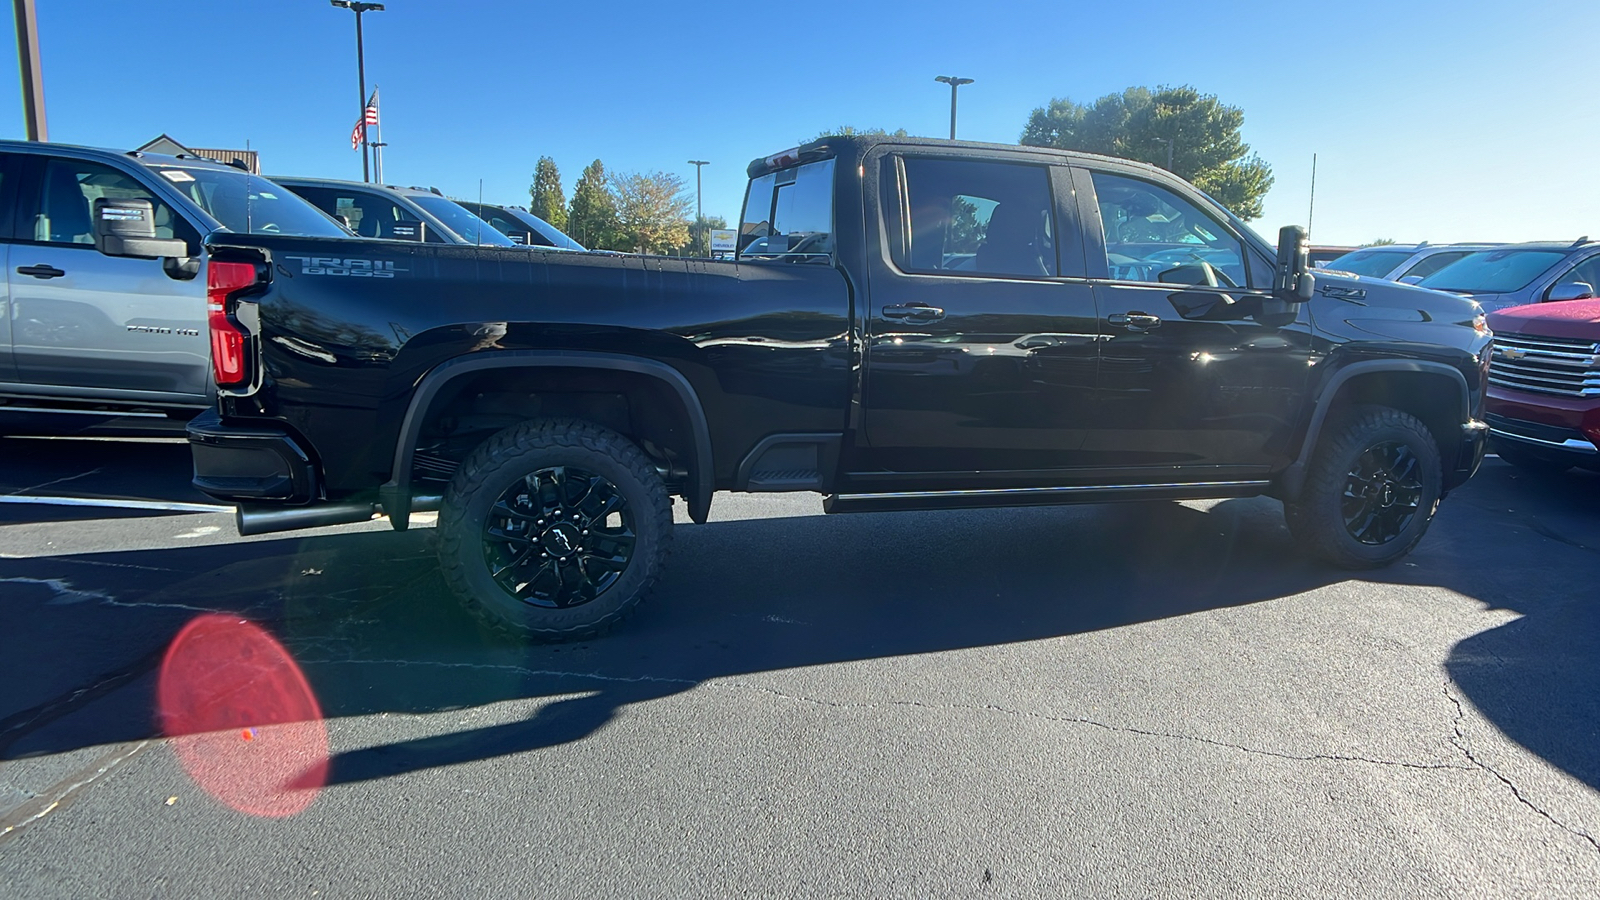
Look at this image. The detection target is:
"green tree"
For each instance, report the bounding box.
[1362,238,1398,247]
[1021,85,1274,220]
[613,171,693,255]
[682,215,729,256]
[809,126,910,143]
[529,157,568,232]
[567,159,620,250]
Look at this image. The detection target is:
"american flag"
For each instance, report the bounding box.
[351,88,379,150]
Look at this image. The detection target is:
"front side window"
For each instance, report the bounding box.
[739,159,834,263]
[34,158,188,246]
[893,158,1057,278]
[1548,254,1600,298]
[1091,171,1247,288]
[288,185,434,241]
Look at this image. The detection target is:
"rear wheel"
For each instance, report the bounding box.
[1285,406,1443,569]
[437,419,673,641]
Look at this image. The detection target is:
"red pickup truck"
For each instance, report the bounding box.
[1485,299,1600,473]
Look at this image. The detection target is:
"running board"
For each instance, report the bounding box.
[236,494,442,536]
[823,481,1271,514]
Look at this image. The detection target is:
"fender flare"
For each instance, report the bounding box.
[378,350,714,528]
[1277,359,1471,500]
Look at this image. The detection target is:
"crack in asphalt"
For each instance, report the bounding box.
[1443,682,1600,854]
[5,467,104,497]
[728,681,1474,773]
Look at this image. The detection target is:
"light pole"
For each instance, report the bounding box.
[12,0,47,141]
[1152,137,1174,171]
[687,160,709,222]
[688,160,709,254]
[331,1,384,182]
[934,75,974,140]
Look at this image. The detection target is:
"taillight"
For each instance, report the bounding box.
[207,261,257,387]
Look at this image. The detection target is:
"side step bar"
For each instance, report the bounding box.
[236,494,442,536]
[823,481,1271,515]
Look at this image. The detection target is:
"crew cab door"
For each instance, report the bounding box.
[7,153,209,401]
[857,150,1100,483]
[1075,166,1311,475]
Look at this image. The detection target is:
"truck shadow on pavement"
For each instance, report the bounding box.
[1,462,1595,796]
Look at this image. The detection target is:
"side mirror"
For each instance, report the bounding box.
[1547,281,1594,302]
[93,198,189,259]
[1274,225,1315,302]
[1158,261,1222,288]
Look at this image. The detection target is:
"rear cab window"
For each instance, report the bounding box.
[739,159,835,263]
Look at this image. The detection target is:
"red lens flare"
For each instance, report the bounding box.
[158,614,328,818]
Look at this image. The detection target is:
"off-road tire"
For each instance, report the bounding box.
[437,418,673,642]
[1284,406,1443,569]
[1494,442,1572,476]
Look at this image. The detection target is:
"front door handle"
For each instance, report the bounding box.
[16,264,66,279]
[882,303,945,322]
[1108,312,1161,331]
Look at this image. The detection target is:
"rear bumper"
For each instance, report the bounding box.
[186,409,319,503]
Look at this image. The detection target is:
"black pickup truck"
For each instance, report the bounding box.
[182,137,1491,640]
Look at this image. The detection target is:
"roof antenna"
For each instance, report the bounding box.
[1572,235,1590,247]
[1306,152,1316,239]
[477,178,484,247]
[245,138,253,234]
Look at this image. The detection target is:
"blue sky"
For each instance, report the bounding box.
[2,0,1594,245]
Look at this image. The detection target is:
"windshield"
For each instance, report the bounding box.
[1417,249,1567,293]
[149,165,351,238]
[1325,249,1412,277]
[409,195,519,246]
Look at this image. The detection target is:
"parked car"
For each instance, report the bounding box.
[1308,245,1357,268]
[0,141,352,436]
[272,177,518,247]
[457,202,585,251]
[188,135,1489,641]
[1324,243,1498,282]
[1484,298,1600,473]
[1415,239,1600,312]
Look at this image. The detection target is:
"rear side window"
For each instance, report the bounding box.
[739,159,834,263]
[891,158,1059,278]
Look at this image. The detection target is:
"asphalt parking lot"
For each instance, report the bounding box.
[0,436,1596,897]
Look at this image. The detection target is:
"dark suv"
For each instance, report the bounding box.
[458,202,585,250]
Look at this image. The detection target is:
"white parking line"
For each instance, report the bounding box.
[0,495,231,513]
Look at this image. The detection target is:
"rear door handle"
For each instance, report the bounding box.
[16,264,65,279]
[882,303,945,322]
[1108,312,1161,331]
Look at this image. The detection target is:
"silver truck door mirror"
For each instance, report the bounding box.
[1547,281,1595,302]
[1274,225,1315,302]
[93,198,189,259]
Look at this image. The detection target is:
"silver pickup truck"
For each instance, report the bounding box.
[0,141,351,436]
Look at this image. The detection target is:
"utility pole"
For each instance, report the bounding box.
[332,1,384,182]
[934,75,973,140]
[13,0,47,141]
[1152,137,1174,171]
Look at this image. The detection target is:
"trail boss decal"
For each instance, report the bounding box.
[282,256,406,278]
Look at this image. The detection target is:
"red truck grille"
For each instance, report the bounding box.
[1488,333,1600,398]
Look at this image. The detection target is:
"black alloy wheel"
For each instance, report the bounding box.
[438,418,673,641]
[1340,441,1424,546]
[482,466,636,609]
[1284,405,1443,569]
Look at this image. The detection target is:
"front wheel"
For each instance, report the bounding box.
[1284,407,1443,569]
[437,419,673,641]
